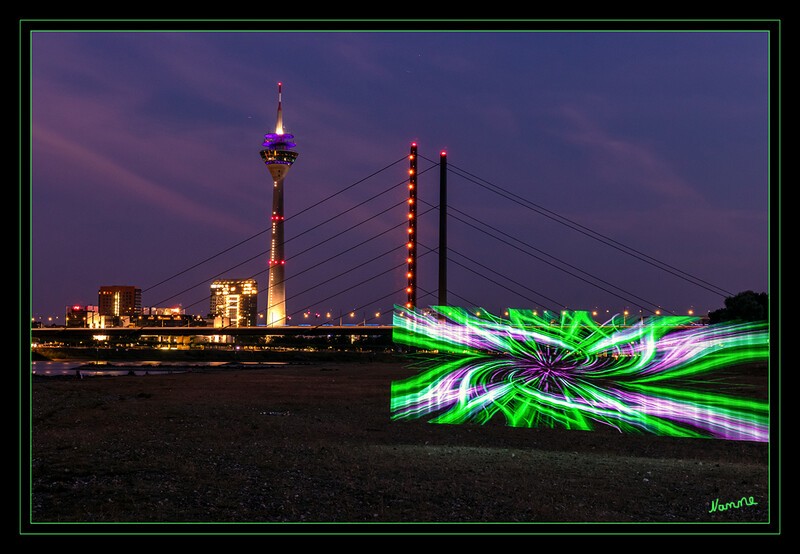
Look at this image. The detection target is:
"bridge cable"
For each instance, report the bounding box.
[141,155,406,294]
[167,197,438,331]
[159,161,441,328]
[291,248,437,325]
[428,156,733,298]
[423,198,678,315]
[148,160,438,315]
[418,240,563,314]
[147,176,414,310]
[304,252,444,330]
[415,284,478,313]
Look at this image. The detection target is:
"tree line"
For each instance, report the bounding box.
[707,290,769,324]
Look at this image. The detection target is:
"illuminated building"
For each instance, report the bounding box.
[260,82,298,326]
[66,305,100,328]
[209,279,258,327]
[98,286,141,319]
[133,307,205,327]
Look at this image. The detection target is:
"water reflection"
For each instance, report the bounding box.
[30,360,225,377]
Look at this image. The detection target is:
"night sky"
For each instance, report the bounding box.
[25,22,776,325]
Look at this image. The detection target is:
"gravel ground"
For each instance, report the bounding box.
[25,357,776,534]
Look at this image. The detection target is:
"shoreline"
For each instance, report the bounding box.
[30,345,404,364]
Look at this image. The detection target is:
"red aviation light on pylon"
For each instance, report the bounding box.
[406,141,418,311]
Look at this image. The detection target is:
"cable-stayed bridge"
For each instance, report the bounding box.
[32,143,732,342]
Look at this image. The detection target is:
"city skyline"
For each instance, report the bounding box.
[26,22,776,325]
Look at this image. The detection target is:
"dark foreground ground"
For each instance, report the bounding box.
[25,354,777,534]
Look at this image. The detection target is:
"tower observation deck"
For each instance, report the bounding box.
[260,82,298,326]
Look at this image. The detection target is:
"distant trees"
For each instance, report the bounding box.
[708,290,769,324]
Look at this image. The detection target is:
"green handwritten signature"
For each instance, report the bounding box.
[709,496,758,513]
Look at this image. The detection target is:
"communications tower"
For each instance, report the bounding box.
[260,82,298,326]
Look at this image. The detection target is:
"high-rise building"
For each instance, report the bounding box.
[260,82,298,326]
[98,286,141,319]
[209,279,258,327]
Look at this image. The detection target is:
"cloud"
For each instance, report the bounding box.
[557,105,703,203]
[32,123,254,235]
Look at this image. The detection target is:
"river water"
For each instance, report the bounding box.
[30,360,233,377]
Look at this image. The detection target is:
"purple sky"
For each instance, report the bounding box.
[26,23,775,324]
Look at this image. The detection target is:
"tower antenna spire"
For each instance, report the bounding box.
[276,82,284,135]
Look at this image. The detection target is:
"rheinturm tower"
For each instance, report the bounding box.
[260,82,298,326]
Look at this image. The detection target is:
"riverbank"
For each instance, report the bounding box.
[31,345,399,364]
[24,357,774,533]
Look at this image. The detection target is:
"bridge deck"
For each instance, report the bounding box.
[31,325,394,338]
